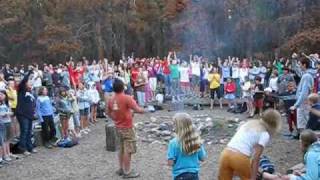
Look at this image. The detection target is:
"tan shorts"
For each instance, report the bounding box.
[297,105,309,129]
[116,128,137,154]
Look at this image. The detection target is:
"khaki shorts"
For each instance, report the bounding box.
[297,105,309,129]
[116,128,137,154]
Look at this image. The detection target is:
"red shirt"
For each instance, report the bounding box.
[68,65,85,87]
[108,93,141,129]
[162,60,170,75]
[225,82,236,93]
[131,68,139,82]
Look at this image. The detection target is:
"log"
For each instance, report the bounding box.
[33,128,43,147]
[105,122,119,152]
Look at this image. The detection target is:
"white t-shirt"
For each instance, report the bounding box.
[203,68,209,80]
[0,81,7,90]
[239,68,249,83]
[242,81,252,98]
[228,126,270,156]
[249,67,260,80]
[88,88,100,104]
[259,66,267,79]
[32,70,43,88]
[191,61,200,76]
[269,77,278,92]
[232,67,240,79]
[179,66,189,83]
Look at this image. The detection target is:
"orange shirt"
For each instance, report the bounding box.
[108,93,141,129]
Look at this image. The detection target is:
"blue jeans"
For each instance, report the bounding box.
[233,78,240,97]
[17,116,33,152]
[137,91,145,107]
[175,172,199,180]
[164,74,171,95]
[73,112,80,128]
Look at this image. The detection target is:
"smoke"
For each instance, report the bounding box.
[170,0,230,60]
[169,0,301,60]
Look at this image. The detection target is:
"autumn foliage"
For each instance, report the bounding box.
[0,0,319,64]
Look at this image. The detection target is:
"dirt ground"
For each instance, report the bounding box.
[0,108,302,180]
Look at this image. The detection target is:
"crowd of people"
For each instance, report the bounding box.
[0,51,320,179]
[0,58,104,167]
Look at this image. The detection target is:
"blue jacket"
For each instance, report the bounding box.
[56,96,73,116]
[297,141,320,180]
[16,71,36,120]
[36,96,54,122]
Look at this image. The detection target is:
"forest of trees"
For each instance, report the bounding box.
[0,0,319,64]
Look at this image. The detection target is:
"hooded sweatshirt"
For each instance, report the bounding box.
[297,141,320,180]
[294,69,314,108]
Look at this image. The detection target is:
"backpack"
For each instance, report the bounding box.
[234,102,247,114]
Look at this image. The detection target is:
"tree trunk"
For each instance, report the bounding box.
[95,21,104,60]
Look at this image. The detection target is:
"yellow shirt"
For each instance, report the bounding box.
[6,88,17,109]
[208,73,220,89]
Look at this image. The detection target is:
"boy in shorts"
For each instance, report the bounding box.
[107,79,144,178]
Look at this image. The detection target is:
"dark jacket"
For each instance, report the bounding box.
[52,72,61,87]
[278,90,296,113]
[307,103,320,131]
[16,71,35,120]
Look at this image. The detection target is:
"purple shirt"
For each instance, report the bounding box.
[147,66,156,78]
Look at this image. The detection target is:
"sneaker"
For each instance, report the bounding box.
[81,130,88,135]
[10,154,20,160]
[23,151,31,156]
[76,133,82,138]
[293,134,300,140]
[116,169,124,176]
[86,128,91,132]
[283,132,293,137]
[0,160,9,165]
[3,155,12,162]
[30,149,38,154]
[123,170,140,179]
[44,143,53,149]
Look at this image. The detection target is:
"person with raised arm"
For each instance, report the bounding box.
[16,69,36,155]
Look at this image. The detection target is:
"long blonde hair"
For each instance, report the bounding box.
[174,113,202,155]
[242,109,282,136]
